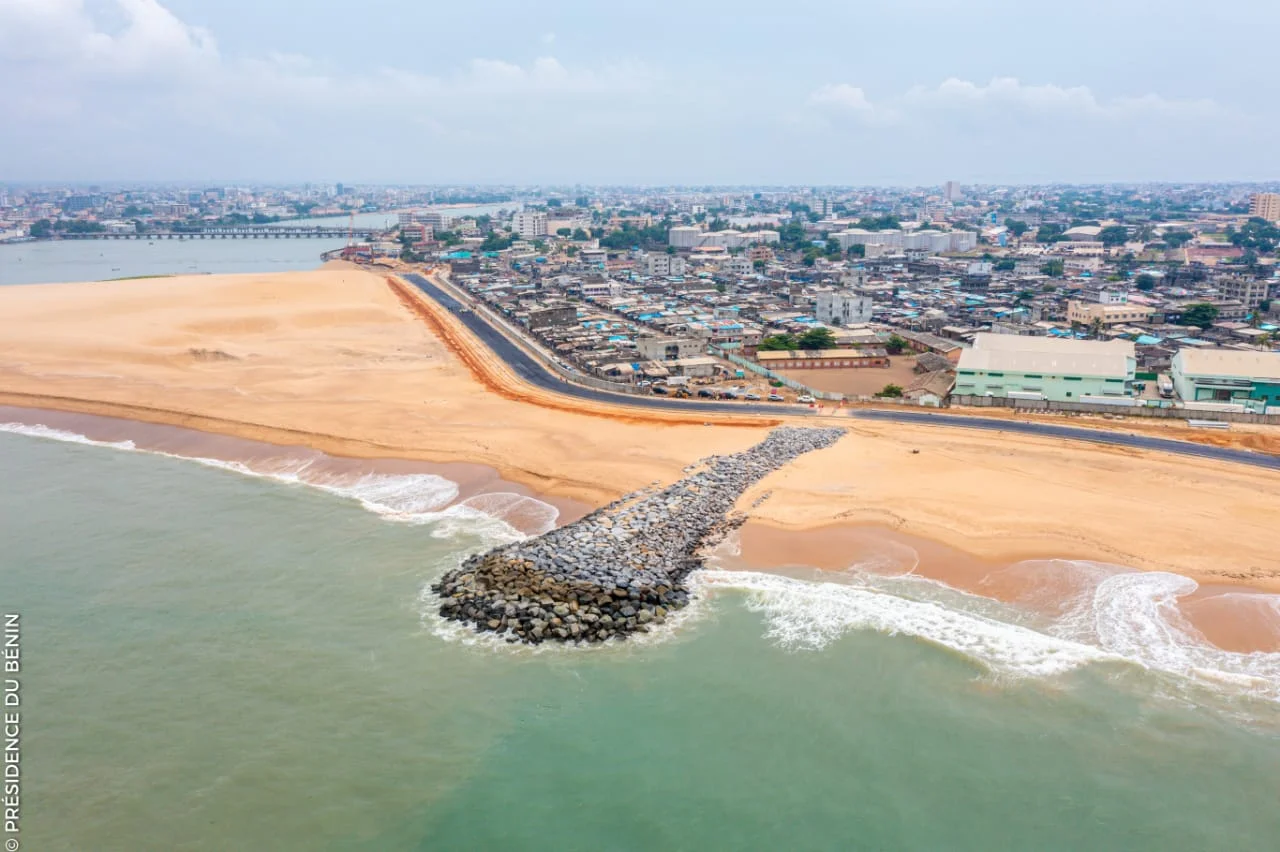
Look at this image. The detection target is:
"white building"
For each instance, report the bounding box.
[641,253,687,277]
[669,226,702,248]
[814,291,874,326]
[513,211,548,240]
[419,211,455,231]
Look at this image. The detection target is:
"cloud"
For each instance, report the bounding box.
[0,0,216,73]
[808,83,873,112]
[903,76,1221,120]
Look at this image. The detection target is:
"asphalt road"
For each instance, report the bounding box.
[404,273,791,416]
[404,273,1280,471]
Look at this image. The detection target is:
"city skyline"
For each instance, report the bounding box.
[3,0,1279,184]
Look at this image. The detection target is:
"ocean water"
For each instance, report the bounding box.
[0,237,350,286]
[4,425,1280,851]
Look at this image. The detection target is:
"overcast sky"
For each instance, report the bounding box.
[3,0,1278,186]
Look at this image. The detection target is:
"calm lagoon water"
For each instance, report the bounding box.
[3,423,1280,851]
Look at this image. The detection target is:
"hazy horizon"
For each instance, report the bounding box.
[4,0,1278,185]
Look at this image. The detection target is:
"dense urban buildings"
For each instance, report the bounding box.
[5,179,1280,415]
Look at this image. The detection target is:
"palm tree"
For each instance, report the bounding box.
[1088,317,1105,339]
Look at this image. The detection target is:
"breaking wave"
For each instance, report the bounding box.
[695,570,1110,677]
[0,421,137,451]
[695,562,1280,704]
[0,420,557,539]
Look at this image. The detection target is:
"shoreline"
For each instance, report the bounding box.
[4,401,1279,654]
[719,522,1280,655]
[0,404,591,533]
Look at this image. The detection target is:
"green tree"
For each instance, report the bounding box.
[856,215,900,231]
[825,237,841,255]
[715,282,727,293]
[479,232,514,252]
[875,384,904,398]
[1040,258,1065,277]
[1230,218,1280,252]
[885,334,908,355]
[1161,230,1193,248]
[435,230,462,246]
[1181,302,1220,329]
[993,258,1016,271]
[29,219,53,238]
[1135,273,1156,291]
[797,327,837,350]
[1099,225,1129,246]
[846,244,865,258]
[556,227,572,237]
[1004,218,1029,237]
[753,259,766,271]
[1035,223,1065,243]
[757,334,798,351]
[572,228,590,241]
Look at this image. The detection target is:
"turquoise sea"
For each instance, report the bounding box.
[4,421,1280,851]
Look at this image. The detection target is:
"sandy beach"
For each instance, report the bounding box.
[2,265,1279,599]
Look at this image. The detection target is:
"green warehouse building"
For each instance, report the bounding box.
[955,334,1136,401]
[1171,349,1280,411]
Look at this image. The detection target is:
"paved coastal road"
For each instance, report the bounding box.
[404,272,788,416]
[403,273,1280,471]
[851,409,1280,470]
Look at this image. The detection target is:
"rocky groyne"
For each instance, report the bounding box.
[432,426,844,644]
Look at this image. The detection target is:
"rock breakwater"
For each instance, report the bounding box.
[432,426,844,644]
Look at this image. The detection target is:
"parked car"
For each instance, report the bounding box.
[797,395,815,404]
[652,385,668,395]
[768,393,784,402]
[744,392,761,401]
[717,390,739,400]
[697,389,716,398]
[637,380,652,388]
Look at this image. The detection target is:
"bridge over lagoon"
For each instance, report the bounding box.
[57,226,380,240]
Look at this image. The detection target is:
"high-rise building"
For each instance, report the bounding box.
[1248,193,1280,222]
[943,181,962,202]
[513,211,548,239]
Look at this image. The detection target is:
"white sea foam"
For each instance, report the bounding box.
[1053,569,1280,701]
[0,420,553,544]
[1,421,136,451]
[694,570,1111,677]
[694,562,1280,703]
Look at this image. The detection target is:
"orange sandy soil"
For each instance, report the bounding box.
[0,265,1278,593]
